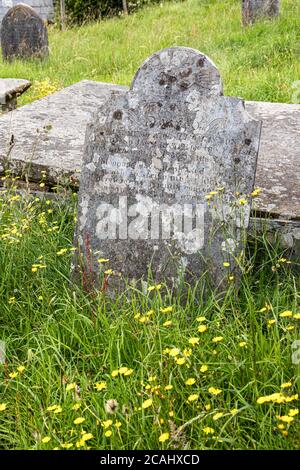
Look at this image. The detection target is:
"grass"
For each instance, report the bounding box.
[0,181,299,450]
[0,0,299,105]
[0,0,300,451]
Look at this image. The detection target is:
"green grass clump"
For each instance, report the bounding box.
[0,181,299,450]
[0,0,299,105]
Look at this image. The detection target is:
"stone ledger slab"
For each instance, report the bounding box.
[0,80,299,221]
[0,78,31,112]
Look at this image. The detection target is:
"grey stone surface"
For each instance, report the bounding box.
[0,79,299,222]
[1,3,49,61]
[0,80,125,184]
[0,78,31,112]
[0,1,54,24]
[74,47,261,291]
[247,101,300,220]
[242,0,280,25]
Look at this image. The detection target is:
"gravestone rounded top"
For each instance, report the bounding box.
[1,3,49,61]
[131,47,223,99]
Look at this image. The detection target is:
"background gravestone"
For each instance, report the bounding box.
[74,47,261,292]
[0,1,54,24]
[1,4,49,61]
[242,0,280,26]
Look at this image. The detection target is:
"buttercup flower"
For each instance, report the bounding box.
[159,432,170,443]
[176,357,186,365]
[188,337,200,345]
[185,378,196,386]
[198,325,207,333]
[203,427,215,435]
[212,337,223,343]
[95,381,107,391]
[74,417,85,425]
[208,387,222,396]
[187,394,199,402]
[142,398,153,409]
[66,383,76,392]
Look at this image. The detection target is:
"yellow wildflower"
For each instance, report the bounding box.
[0,403,7,412]
[212,337,223,343]
[66,383,76,392]
[95,381,107,391]
[105,430,112,438]
[142,398,153,409]
[187,394,199,402]
[188,337,200,345]
[203,427,215,434]
[160,306,173,313]
[196,316,206,322]
[9,372,18,379]
[72,403,81,410]
[277,415,294,424]
[102,419,113,429]
[61,443,74,449]
[74,417,85,425]
[198,325,207,333]
[176,357,186,365]
[208,387,222,396]
[183,348,192,357]
[42,437,51,444]
[185,378,196,386]
[165,385,173,391]
[200,365,208,373]
[169,348,180,357]
[213,412,224,420]
[159,432,169,443]
[279,311,293,318]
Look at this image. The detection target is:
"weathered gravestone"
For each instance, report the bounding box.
[74,47,262,292]
[242,0,280,26]
[1,3,49,61]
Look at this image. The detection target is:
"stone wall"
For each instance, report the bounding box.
[0,1,54,24]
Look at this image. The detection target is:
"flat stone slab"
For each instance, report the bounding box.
[247,101,300,220]
[0,80,299,220]
[0,78,31,110]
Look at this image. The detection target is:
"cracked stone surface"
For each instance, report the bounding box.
[74,47,261,291]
